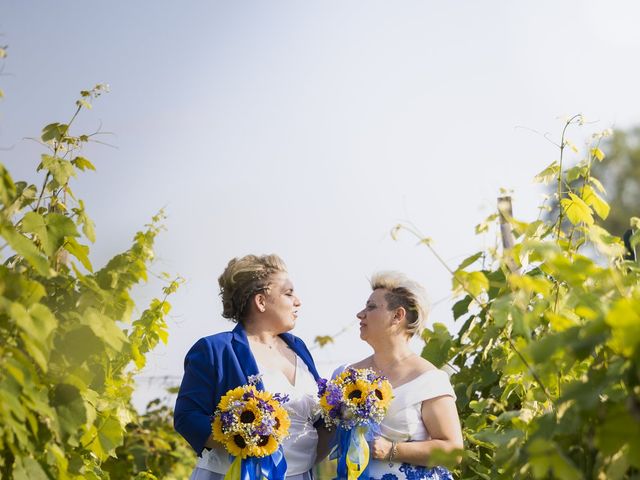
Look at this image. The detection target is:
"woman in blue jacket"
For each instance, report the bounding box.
[174,254,324,480]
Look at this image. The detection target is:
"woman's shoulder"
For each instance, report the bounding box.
[199,331,234,345]
[410,355,439,375]
[394,356,453,388]
[401,358,455,402]
[186,331,235,355]
[347,356,372,370]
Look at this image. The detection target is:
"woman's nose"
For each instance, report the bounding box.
[356,309,365,320]
[294,295,302,307]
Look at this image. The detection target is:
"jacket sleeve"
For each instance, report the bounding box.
[174,337,217,456]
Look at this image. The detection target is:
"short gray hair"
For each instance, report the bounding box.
[370,271,429,337]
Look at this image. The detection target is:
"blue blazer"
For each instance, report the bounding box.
[174,323,321,455]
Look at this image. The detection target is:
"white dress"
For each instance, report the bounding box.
[190,356,319,480]
[366,370,456,480]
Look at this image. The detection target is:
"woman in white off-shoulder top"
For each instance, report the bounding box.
[349,271,463,480]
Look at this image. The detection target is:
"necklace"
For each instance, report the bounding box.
[249,336,280,350]
[371,352,415,376]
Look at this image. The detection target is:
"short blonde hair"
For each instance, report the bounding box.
[218,254,287,323]
[370,271,429,337]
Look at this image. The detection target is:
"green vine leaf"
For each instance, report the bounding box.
[560,193,594,225]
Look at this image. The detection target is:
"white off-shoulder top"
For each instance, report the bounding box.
[377,369,456,441]
[368,369,457,480]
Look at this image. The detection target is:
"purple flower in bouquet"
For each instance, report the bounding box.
[317,378,328,396]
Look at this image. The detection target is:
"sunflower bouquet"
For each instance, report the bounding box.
[212,384,290,480]
[318,367,393,430]
[317,368,393,480]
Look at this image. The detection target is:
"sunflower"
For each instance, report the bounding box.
[253,433,279,457]
[272,403,291,438]
[335,370,350,386]
[372,379,393,409]
[238,399,262,428]
[218,386,254,411]
[212,416,225,443]
[253,390,273,403]
[344,380,372,406]
[223,432,261,459]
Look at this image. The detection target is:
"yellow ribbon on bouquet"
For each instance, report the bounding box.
[224,456,242,480]
[344,426,370,480]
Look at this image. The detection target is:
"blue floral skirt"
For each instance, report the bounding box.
[368,463,453,480]
[190,468,313,480]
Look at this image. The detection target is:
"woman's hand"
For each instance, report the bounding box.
[369,436,393,460]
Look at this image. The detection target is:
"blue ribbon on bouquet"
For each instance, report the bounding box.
[225,446,287,480]
[334,425,378,480]
[260,446,287,480]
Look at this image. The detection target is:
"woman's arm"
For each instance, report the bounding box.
[370,395,463,467]
[174,338,219,456]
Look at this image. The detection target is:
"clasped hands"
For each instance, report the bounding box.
[369,436,394,460]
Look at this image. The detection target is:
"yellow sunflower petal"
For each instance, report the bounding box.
[273,405,291,438]
[344,380,372,405]
[253,434,279,457]
[212,416,225,442]
[223,432,253,458]
[238,399,262,428]
[319,393,331,412]
[218,386,249,411]
[254,390,273,402]
[373,380,393,409]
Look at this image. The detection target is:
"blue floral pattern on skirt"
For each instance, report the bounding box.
[369,463,453,480]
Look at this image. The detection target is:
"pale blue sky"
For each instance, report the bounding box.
[3,1,640,410]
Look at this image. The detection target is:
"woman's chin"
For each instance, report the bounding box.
[270,318,295,334]
[281,322,295,333]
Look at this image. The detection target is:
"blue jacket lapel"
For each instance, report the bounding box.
[281,332,321,381]
[231,323,264,389]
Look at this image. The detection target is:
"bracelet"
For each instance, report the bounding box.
[388,441,398,463]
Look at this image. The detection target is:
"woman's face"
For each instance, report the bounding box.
[356,288,395,342]
[263,272,301,332]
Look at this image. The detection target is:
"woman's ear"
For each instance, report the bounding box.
[393,306,407,324]
[253,292,267,313]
